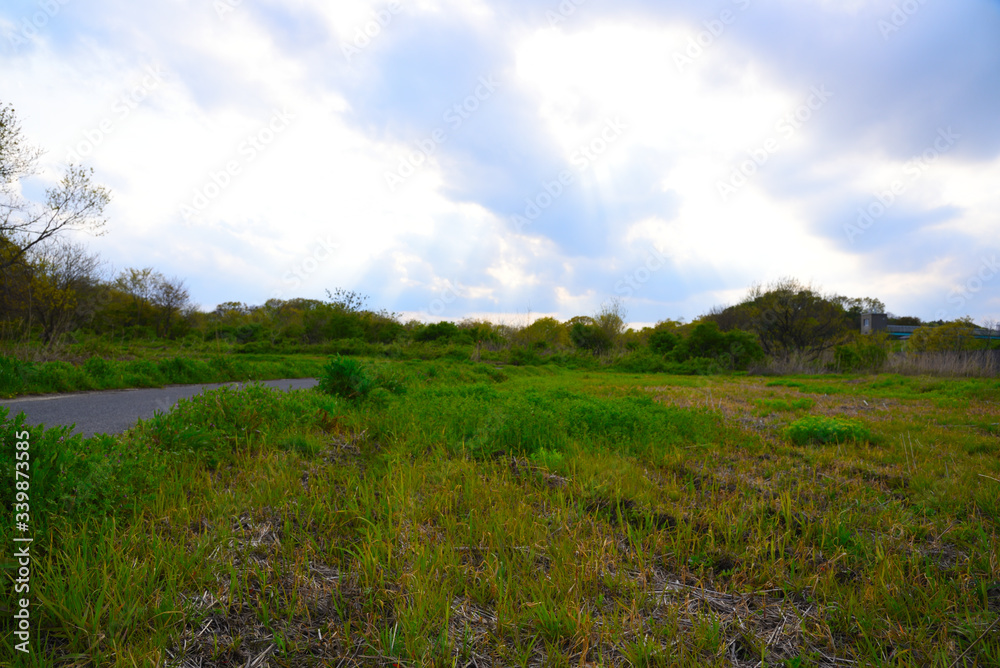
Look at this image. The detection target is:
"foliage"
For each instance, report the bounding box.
[834,332,890,372]
[784,415,871,445]
[648,329,679,355]
[906,319,978,353]
[517,316,571,349]
[413,321,462,343]
[570,320,613,354]
[0,354,26,394]
[0,407,163,537]
[318,355,405,401]
[704,278,856,359]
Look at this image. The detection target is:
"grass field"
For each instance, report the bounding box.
[2,359,999,666]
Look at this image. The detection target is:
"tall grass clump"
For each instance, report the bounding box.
[0,355,27,395]
[318,355,405,401]
[0,408,168,538]
[784,415,871,445]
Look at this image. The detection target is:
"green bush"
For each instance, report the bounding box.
[784,415,870,445]
[834,334,889,372]
[612,350,671,373]
[570,322,613,354]
[755,397,815,412]
[669,322,764,370]
[648,329,679,355]
[0,408,167,536]
[414,321,462,343]
[0,356,27,395]
[318,355,405,401]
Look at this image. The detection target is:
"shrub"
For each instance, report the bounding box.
[755,397,815,412]
[648,329,679,355]
[784,415,870,445]
[1,408,166,536]
[414,321,462,343]
[612,350,670,373]
[570,322,612,354]
[507,346,543,366]
[834,333,890,372]
[318,355,405,401]
[0,356,27,396]
[669,322,764,370]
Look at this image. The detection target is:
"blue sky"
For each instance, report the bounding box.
[2,0,999,327]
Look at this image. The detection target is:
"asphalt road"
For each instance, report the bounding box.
[0,378,319,438]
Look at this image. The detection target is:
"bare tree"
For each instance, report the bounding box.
[1,103,110,272]
[151,275,190,337]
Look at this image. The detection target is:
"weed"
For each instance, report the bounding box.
[784,415,871,445]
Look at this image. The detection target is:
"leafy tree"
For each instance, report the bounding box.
[27,240,107,344]
[594,298,627,348]
[907,319,977,352]
[414,321,461,343]
[704,278,854,359]
[519,316,571,349]
[668,321,764,370]
[834,332,890,372]
[458,318,505,346]
[570,320,612,354]
[648,329,679,354]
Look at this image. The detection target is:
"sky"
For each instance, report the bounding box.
[1,0,999,328]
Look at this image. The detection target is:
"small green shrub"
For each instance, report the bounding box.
[834,333,890,372]
[318,355,405,401]
[784,415,870,445]
[0,356,27,395]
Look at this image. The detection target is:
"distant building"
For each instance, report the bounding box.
[860,312,888,335]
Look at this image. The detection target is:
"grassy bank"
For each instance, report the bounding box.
[0,353,327,398]
[2,361,998,666]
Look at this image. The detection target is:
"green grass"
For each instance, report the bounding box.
[784,415,871,445]
[2,360,999,666]
[0,353,326,398]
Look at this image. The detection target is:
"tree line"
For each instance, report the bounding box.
[2,102,993,370]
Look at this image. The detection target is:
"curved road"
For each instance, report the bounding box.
[0,378,318,438]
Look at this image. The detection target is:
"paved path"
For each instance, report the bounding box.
[0,378,319,438]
